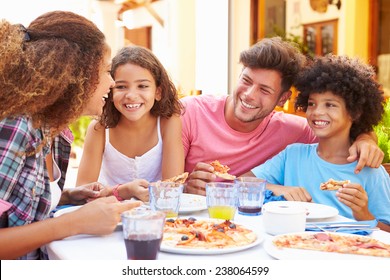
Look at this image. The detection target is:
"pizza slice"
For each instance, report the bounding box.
[163,218,257,249]
[163,172,189,184]
[320,178,350,191]
[273,232,390,258]
[209,160,236,180]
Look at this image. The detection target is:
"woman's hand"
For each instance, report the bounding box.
[60,182,110,205]
[69,196,142,236]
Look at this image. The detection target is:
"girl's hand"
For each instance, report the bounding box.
[336,182,375,221]
[120,179,149,202]
[130,179,149,202]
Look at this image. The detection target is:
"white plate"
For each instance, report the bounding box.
[161,234,263,255]
[264,232,385,260]
[273,201,339,220]
[53,205,82,217]
[179,193,207,214]
[300,202,339,220]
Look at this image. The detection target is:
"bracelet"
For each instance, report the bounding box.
[112,184,124,201]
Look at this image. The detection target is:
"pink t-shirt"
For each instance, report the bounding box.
[181,94,316,176]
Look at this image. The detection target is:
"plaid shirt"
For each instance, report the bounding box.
[0,116,72,229]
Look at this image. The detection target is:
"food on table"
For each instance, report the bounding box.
[320,178,350,191]
[273,232,390,258]
[162,218,257,249]
[163,172,189,184]
[209,160,236,180]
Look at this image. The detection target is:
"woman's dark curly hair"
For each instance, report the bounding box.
[294,54,385,141]
[100,46,183,128]
[0,11,107,141]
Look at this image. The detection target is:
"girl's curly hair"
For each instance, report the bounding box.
[294,54,385,141]
[100,46,183,128]
[0,11,107,141]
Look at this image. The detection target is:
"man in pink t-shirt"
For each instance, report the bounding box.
[181,37,383,198]
[182,94,315,175]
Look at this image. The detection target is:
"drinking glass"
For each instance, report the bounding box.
[235,177,266,216]
[121,208,166,260]
[205,182,238,220]
[149,181,184,218]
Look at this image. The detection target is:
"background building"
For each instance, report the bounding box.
[1,0,388,98]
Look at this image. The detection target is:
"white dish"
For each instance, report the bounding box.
[53,205,82,217]
[264,232,384,260]
[179,193,207,214]
[273,201,339,220]
[161,234,263,255]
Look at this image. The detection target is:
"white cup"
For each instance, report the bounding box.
[262,201,306,235]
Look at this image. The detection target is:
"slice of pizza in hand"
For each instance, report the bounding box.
[320,178,350,191]
[209,160,236,180]
[163,172,189,184]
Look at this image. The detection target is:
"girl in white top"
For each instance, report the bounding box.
[77,46,184,202]
[97,117,163,185]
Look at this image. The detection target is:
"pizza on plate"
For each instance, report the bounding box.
[273,232,390,258]
[163,172,189,184]
[320,178,350,191]
[162,218,257,249]
[209,160,236,180]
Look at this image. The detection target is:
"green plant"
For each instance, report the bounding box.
[69,116,93,147]
[374,99,390,163]
[266,25,314,58]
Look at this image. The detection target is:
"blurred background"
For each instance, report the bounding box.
[1,0,389,184]
[1,0,389,99]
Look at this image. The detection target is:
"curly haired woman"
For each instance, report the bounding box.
[250,55,390,232]
[0,11,140,259]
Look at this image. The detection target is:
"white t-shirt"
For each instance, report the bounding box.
[49,154,62,212]
[98,116,163,185]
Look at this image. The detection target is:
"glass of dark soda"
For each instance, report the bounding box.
[121,208,166,260]
[235,177,266,216]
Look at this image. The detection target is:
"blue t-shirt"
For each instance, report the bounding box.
[252,143,390,225]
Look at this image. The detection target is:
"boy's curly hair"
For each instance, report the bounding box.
[294,54,385,141]
[101,46,183,128]
[0,11,107,141]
